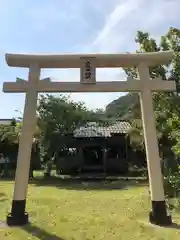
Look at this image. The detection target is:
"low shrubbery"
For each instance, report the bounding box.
[163,164,180,211]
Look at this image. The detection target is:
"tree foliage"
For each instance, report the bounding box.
[125,28,180,159]
[36,94,103,164]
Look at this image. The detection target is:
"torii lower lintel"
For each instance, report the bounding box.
[3,79,176,93]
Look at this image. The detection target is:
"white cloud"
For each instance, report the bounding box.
[93,0,143,46]
[89,0,180,54]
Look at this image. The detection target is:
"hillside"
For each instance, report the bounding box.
[105,93,140,120]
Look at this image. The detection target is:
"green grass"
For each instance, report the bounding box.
[0,179,180,239]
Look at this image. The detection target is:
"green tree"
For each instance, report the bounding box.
[125,28,180,159]
[0,119,41,178]
[37,94,102,175]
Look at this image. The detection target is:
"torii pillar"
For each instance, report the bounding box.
[137,63,172,225]
[6,64,41,225]
[2,51,176,227]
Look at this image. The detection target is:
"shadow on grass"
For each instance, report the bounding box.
[0,193,6,197]
[161,222,180,230]
[22,223,65,240]
[0,175,148,191]
[0,193,7,202]
[30,176,148,191]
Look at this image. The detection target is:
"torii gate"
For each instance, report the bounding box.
[3,51,177,227]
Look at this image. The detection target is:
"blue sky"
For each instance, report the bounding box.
[0,0,180,119]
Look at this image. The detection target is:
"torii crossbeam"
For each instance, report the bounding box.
[3,51,177,227]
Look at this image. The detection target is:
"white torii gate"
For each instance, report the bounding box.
[3,51,176,227]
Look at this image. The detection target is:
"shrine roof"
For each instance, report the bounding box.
[73,121,131,138]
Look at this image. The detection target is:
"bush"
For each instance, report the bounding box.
[106,158,128,174]
[164,177,176,198]
[56,155,83,175]
[164,165,180,197]
[128,165,148,177]
[164,165,180,211]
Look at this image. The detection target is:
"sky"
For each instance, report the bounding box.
[0,0,179,119]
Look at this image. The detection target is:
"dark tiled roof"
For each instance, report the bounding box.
[74,121,131,138]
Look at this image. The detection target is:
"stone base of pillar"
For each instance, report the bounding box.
[6,200,29,226]
[149,200,172,226]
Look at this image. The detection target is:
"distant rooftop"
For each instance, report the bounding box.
[0,119,13,125]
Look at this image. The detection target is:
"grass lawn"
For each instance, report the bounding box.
[0,179,180,239]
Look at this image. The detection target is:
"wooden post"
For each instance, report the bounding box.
[103,148,107,175]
